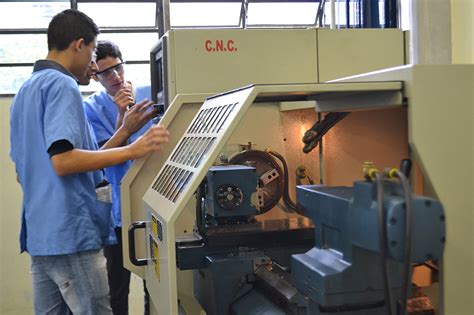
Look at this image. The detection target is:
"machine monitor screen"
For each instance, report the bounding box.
[150,39,165,109]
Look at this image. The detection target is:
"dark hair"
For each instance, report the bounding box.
[47,9,99,51]
[96,40,123,62]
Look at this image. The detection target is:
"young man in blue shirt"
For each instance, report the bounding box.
[84,40,155,315]
[9,10,169,314]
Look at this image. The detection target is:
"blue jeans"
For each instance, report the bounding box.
[31,249,112,315]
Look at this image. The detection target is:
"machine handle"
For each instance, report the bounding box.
[128,221,148,266]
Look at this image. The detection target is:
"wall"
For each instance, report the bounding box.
[409,0,452,64]
[451,0,474,63]
[409,0,473,64]
[0,96,31,314]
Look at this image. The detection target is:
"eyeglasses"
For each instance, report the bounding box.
[95,62,124,79]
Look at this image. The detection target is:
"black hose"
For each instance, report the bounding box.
[394,170,412,315]
[375,173,393,315]
[267,150,297,212]
[302,112,349,154]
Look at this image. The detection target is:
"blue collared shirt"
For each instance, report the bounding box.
[84,86,153,228]
[10,60,115,256]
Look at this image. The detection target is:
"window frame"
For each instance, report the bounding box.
[0,0,161,95]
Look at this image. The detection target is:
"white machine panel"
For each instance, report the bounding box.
[167,29,318,101]
[143,87,256,315]
[140,81,404,314]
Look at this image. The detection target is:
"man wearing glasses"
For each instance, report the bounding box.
[84,40,155,315]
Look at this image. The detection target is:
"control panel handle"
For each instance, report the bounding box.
[128,221,148,266]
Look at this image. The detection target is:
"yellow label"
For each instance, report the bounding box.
[151,215,158,237]
[152,238,160,280]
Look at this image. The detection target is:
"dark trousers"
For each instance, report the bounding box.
[104,227,150,315]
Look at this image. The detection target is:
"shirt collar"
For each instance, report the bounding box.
[107,93,115,102]
[33,60,79,83]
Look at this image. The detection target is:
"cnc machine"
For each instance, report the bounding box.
[121,27,406,280]
[118,11,474,311]
[122,64,474,314]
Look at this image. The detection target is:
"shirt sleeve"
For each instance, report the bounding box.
[47,139,74,156]
[43,76,86,151]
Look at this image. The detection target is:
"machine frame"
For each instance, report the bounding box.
[133,80,405,314]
